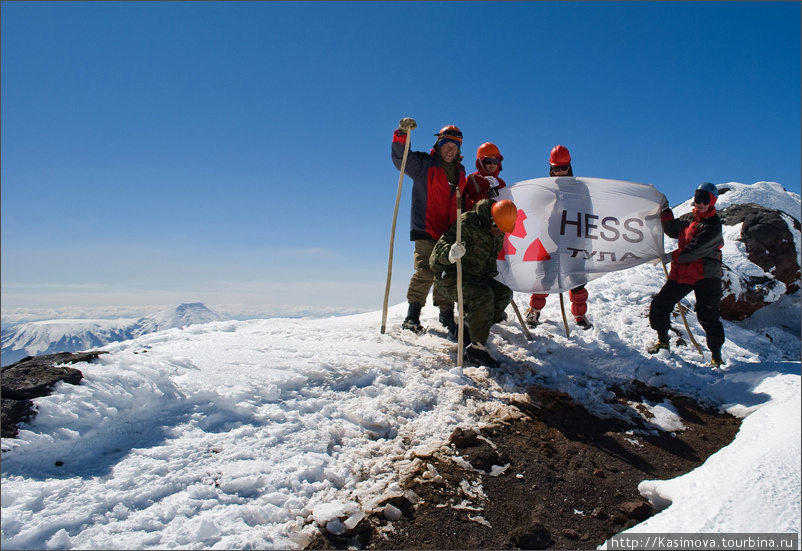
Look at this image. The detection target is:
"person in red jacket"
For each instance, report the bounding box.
[525,144,593,330]
[648,182,726,367]
[464,142,507,213]
[392,118,468,337]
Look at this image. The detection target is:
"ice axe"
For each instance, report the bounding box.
[510,300,533,341]
[661,260,704,355]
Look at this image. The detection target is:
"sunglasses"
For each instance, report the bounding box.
[694,191,711,204]
[482,158,500,165]
[439,129,463,139]
[551,164,571,172]
[491,218,499,230]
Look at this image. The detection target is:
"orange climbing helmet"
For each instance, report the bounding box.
[549,144,571,166]
[491,200,518,233]
[477,142,503,161]
[434,125,463,145]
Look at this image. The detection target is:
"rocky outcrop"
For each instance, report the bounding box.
[718,202,801,321]
[1,351,106,438]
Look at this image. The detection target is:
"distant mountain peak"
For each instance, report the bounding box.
[1,303,229,367]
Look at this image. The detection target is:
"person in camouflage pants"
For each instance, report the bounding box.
[430,199,518,368]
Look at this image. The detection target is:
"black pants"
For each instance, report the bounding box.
[649,278,725,355]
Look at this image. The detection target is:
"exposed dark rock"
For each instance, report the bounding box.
[1,398,37,439]
[512,523,553,550]
[1,351,107,438]
[307,385,741,551]
[718,203,801,321]
[619,501,653,522]
[460,443,510,474]
[448,426,480,448]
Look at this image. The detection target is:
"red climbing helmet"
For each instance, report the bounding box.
[549,145,571,166]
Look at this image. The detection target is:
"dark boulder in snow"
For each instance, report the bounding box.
[718,202,801,321]
[1,351,106,438]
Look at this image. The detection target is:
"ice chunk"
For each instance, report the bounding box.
[383,503,402,521]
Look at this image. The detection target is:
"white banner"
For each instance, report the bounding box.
[495,177,667,293]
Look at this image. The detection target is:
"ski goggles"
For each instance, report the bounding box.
[482,158,500,165]
[437,129,463,139]
[694,191,711,204]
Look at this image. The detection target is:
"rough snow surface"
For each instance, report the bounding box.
[1,286,799,549]
[1,182,800,549]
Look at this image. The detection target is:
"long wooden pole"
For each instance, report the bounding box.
[456,188,464,367]
[559,293,571,338]
[381,129,413,334]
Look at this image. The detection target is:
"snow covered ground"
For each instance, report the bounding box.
[1,283,799,550]
[1,182,800,549]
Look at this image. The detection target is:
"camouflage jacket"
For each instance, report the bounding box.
[430,199,504,283]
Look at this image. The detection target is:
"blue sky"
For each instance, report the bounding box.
[2,1,800,320]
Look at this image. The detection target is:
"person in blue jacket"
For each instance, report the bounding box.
[392,117,468,338]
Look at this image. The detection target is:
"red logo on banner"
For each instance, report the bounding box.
[499,210,528,260]
[500,210,553,262]
[524,238,552,261]
[511,210,527,239]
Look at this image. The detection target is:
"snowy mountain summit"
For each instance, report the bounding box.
[0,182,799,550]
[132,302,229,334]
[1,303,228,366]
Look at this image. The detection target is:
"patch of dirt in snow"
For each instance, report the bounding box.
[306,381,740,550]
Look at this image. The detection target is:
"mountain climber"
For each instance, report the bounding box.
[429,199,518,368]
[648,182,726,367]
[525,144,593,330]
[392,119,469,338]
[464,142,507,213]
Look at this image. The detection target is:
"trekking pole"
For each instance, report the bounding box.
[510,300,533,341]
[559,293,571,338]
[381,127,413,334]
[661,261,703,355]
[456,188,464,367]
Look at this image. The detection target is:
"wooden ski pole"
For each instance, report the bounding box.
[381,127,413,334]
[661,261,703,355]
[559,293,571,338]
[456,188,464,367]
[510,300,533,341]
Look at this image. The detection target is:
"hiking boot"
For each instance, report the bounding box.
[647,332,670,354]
[439,308,471,342]
[575,315,593,330]
[439,308,456,332]
[525,308,541,328]
[494,311,508,324]
[709,353,725,368]
[646,339,671,354]
[464,342,500,368]
[402,302,425,335]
